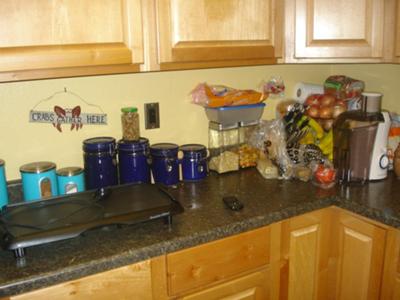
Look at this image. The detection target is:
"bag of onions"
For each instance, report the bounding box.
[303,94,347,131]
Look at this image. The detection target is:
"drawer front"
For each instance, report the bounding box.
[167,226,270,295]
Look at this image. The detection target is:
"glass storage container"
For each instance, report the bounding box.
[121,107,140,141]
[208,122,239,173]
[238,121,260,168]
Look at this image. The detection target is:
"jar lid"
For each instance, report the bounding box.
[180,144,207,157]
[150,143,179,157]
[56,166,84,177]
[20,161,56,174]
[0,159,4,166]
[121,107,138,113]
[118,137,149,152]
[83,137,116,152]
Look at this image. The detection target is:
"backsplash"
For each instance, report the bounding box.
[1,64,400,180]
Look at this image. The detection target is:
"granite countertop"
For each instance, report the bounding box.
[0,168,399,297]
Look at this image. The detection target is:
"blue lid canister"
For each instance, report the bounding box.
[20,161,58,202]
[56,167,85,195]
[83,137,118,190]
[180,144,208,181]
[118,138,151,184]
[0,159,9,208]
[149,143,179,185]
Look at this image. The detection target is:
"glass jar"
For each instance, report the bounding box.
[208,122,239,173]
[121,107,140,141]
[118,138,151,184]
[239,121,260,168]
[83,137,118,190]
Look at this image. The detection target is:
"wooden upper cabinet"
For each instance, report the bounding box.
[0,0,144,82]
[395,0,400,60]
[155,0,283,69]
[286,0,386,62]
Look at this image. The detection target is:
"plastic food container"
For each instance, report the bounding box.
[118,138,151,184]
[0,159,9,208]
[150,143,179,186]
[56,167,85,195]
[180,144,208,181]
[239,121,260,168]
[20,161,58,201]
[121,107,140,141]
[83,137,118,190]
[205,103,266,125]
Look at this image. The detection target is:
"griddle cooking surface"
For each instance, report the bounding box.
[0,183,183,257]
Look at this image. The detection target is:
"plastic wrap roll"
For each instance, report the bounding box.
[293,82,324,103]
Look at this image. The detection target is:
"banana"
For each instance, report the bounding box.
[307,117,324,140]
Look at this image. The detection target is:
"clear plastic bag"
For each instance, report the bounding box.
[248,119,293,179]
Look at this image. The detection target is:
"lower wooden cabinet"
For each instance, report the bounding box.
[6,207,400,300]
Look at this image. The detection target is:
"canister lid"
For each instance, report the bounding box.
[180,144,207,158]
[121,107,138,113]
[20,161,56,174]
[150,143,179,157]
[118,137,149,152]
[83,137,116,153]
[0,159,4,166]
[56,166,84,177]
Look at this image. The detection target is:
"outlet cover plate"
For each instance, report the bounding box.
[144,102,160,129]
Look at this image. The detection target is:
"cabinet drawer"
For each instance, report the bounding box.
[167,226,270,296]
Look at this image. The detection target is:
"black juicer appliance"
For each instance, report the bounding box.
[333,92,391,182]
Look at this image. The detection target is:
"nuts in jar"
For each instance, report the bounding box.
[121,107,140,141]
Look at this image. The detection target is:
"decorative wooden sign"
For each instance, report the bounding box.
[30,89,107,132]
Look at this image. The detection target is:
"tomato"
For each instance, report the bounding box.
[314,164,336,184]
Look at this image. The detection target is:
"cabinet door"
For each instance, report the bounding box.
[179,267,270,300]
[0,0,143,82]
[395,0,400,60]
[156,0,282,70]
[333,210,386,300]
[381,228,400,300]
[287,0,385,61]
[279,208,332,300]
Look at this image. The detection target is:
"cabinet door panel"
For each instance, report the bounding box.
[294,0,384,59]
[288,225,319,300]
[157,0,282,67]
[0,0,143,78]
[180,267,270,300]
[335,211,386,300]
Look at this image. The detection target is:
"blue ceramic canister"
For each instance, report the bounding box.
[83,137,118,190]
[180,144,208,181]
[150,143,179,186]
[56,167,85,195]
[0,159,9,208]
[20,161,58,202]
[118,138,151,184]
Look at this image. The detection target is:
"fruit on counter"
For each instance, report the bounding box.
[319,106,333,119]
[320,94,336,107]
[318,129,333,161]
[314,164,336,184]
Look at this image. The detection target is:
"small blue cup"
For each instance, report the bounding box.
[0,159,9,208]
[57,167,85,195]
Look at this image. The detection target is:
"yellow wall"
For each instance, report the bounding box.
[0,64,399,180]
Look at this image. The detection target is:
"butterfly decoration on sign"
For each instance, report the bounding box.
[30,88,107,133]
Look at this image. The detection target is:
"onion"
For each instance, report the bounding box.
[306,105,320,118]
[334,99,347,108]
[332,104,346,119]
[304,94,322,107]
[320,94,336,107]
[319,106,333,119]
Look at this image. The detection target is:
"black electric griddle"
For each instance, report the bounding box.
[0,183,183,258]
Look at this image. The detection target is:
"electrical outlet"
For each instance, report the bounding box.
[144,102,160,129]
